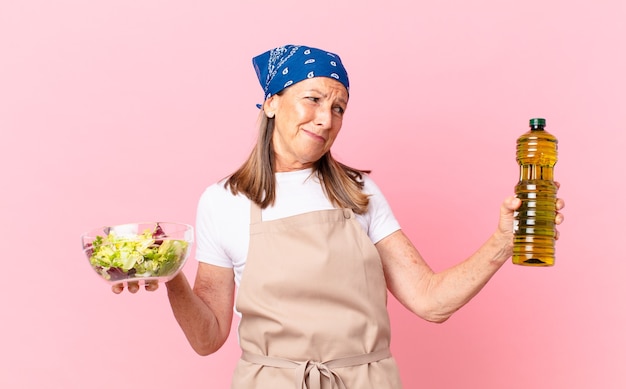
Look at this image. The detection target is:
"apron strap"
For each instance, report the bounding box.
[241,348,392,389]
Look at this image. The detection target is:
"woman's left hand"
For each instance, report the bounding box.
[497,187,566,246]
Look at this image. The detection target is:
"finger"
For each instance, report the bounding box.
[145,281,159,292]
[127,281,140,294]
[503,196,521,212]
[556,198,565,210]
[555,181,561,189]
[112,283,124,294]
[555,212,565,225]
[555,228,560,240]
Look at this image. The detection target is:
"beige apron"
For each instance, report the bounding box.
[231,203,402,388]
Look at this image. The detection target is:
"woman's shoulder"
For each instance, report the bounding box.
[359,172,385,196]
[198,178,250,209]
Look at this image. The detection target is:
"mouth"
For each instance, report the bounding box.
[301,129,326,143]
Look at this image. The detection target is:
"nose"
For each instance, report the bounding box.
[314,106,333,129]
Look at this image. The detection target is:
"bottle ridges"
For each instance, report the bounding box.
[513,180,557,266]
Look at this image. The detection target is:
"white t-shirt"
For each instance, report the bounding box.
[195,168,401,286]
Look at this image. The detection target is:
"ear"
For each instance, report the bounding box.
[264,94,280,114]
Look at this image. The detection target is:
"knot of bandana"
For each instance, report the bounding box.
[252,44,350,103]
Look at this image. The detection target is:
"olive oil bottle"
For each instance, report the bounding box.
[513,118,558,266]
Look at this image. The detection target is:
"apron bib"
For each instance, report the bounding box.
[231,203,402,388]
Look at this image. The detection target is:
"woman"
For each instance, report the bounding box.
[114,44,565,388]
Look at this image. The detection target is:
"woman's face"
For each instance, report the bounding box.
[265,77,348,172]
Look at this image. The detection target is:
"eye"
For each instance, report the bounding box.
[306,96,320,103]
[333,106,345,115]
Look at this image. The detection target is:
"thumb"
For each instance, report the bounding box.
[502,196,521,214]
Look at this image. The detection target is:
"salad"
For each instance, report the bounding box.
[85,223,189,282]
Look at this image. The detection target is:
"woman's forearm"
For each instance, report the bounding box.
[424,231,511,322]
[165,268,234,356]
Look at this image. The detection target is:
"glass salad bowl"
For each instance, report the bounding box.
[81,222,194,287]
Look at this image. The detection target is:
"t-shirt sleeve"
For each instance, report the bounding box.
[363,175,401,244]
[194,183,235,268]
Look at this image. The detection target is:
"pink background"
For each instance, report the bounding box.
[2,1,625,388]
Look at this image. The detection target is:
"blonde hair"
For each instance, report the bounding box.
[225,111,371,214]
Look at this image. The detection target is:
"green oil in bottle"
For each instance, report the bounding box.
[513,118,558,266]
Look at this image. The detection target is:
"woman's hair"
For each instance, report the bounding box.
[225,111,371,214]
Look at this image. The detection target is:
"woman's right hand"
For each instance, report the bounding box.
[111,280,159,294]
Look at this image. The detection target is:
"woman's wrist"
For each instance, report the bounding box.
[165,272,190,294]
[491,230,514,264]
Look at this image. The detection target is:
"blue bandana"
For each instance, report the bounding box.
[252,44,350,102]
